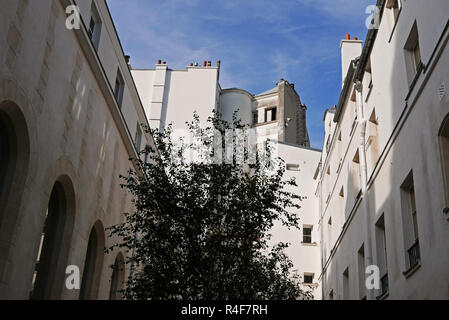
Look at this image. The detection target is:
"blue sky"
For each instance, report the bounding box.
[107,0,376,149]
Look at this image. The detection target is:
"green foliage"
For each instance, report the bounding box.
[107,112,312,300]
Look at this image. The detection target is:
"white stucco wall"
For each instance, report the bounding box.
[270,142,322,299]
[132,65,219,132]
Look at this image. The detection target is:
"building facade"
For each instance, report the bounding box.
[0,0,154,299]
[132,63,322,298]
[317,0,449,300]
[2,0,449,301]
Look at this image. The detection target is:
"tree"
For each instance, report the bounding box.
[107,112,312,300]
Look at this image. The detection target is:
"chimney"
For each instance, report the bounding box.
[340,34,363,87]
[125,55,131,69]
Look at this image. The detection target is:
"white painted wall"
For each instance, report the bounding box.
[132,65,219,132]
[271,142,322,299]
[319,0,449,300]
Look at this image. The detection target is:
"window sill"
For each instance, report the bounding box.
[252,120,278,128]
[376,291,389,300]
[301,242,318,247]
[403,262,421,279]
[304,283,319,288]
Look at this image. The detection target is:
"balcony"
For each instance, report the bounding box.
[408,239,420,269]
[376,273,389,300]
[403,239,421,278]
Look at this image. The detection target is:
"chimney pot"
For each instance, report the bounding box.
[353,37,358,40]
[190,63,193,67]
[163,61,166,65]
[203,61,207,67]
[158,59,162,65]
[346,34,350,40]
[125,55,130,63]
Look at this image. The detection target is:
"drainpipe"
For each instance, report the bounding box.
[354,76,374,300]
[318,165,325,300]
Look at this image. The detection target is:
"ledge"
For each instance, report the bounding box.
[252,120,278,128]
[403,262,421,279]
[376,291,389,300]
[301,242,318,247]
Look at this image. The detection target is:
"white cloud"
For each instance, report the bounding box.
[299,0,376,21]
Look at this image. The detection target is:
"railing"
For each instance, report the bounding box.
[408,239,421,269]
[380,273,389,297]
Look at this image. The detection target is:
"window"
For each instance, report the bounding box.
[144,145,151,164]
[264,107,277,122]
[386,0,401,25]
[30,180,75,299]
[326,134,331,153]
[358,244,366,299]
[109,253,125,300]
[87,17,95,39]
[303,226,312,244]
[287,164,300,171]
[114,69,125,108]
[252,111,259,125]
[327,217,333,255]
[339,186,346,223]
[367,109,380,171]
[375,215,389,298]
[87,2,102,50]
[400,171,421,271]
[404,22,422,86]
[343,268,350,300]
[135,123,142,151]
[352,150,361,199]
[304,273,314,285]
[0,112,9,199]
[439,114,449,207]
[80,222,105,300]
[364,58,373,96]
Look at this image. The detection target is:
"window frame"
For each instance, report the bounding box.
[87,2,102,50]
[114,68,125,109]
[302,226,313,244]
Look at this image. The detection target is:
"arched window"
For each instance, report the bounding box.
[0,101,30,298]
[439,114,449,204]
[109,253,125,300]
[0,110,10,202]
[80,221,105,300]
[30,177,76,300]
